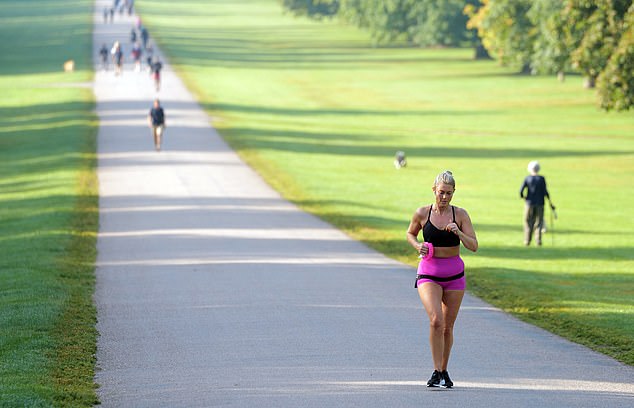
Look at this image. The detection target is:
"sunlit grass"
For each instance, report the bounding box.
[0,0,98,405]
[136,0,634,364]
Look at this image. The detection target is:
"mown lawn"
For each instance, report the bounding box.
[137,0,633,365]
[0,0,98,405]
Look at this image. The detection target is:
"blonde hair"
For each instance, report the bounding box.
[434,170,455,188]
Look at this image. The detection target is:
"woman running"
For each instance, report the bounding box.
[406,170,478,388]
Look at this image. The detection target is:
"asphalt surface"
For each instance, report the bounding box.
[92,1,634,406]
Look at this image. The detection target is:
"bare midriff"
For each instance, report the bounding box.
[433,245,460,258]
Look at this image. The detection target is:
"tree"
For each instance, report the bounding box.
[406,0,477,47]
[282,0,482,50]
[463,1,491,59]
[280,0,340,19]
[338,0,417,45]
[527,0,570,79]
[561,0,631,88]
[466,0,535,72]
[598,4,634,110]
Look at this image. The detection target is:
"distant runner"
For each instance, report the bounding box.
[147,99,165,151]
[131,42,142,72]
[99,43,109,71]
[111,41,123,76]
[150,57,163,91]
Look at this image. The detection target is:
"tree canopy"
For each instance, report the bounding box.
[282,0,479,47]
[598,4,634,110]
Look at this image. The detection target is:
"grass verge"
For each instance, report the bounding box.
[0,0,99,405]
[137,0,633,365]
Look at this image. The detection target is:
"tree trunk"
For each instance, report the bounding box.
[584,76,596,89]
[521,63,532,75]
[474,43,491,60]
[557,71,565,82]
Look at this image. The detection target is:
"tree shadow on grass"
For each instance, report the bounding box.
[151,25,476,70]
[204,102,497,118]
[467,266,634,364]
[0,3,92,76]
[218,126,632,159]
[475,222,633,237]
[0,101,94,130]
[468,266,634,312]
[0,101,95,180]
[477,245,632,262]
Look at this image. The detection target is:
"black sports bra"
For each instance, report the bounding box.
[423,205,460,247]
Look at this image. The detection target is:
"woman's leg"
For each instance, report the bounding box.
[418,282,444,371]
[440,290,464,370]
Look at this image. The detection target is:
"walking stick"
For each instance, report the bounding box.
[550,205,557,246]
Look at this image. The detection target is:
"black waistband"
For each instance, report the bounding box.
[414,271,464,288]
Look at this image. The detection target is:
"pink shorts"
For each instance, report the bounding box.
[415,255,465,291]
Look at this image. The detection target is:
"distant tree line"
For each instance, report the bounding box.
[281,0,634,111]
[282,0,481,47]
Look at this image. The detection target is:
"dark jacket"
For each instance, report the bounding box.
[520,175,549,206]
[149,107,164,126]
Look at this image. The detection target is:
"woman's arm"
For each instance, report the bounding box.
[446,208,478,252]
[406,207,427,257]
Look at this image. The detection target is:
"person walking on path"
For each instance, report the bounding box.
[406,170,478,388]
[520,161,555,246]
[147,99,165,151]
[140,25,149,49]
[113,0,121,16]
[126,0,135,15]
[99,43,109,71]
[111,41,123,76]
[150,57,163,91]
[131,42,142,72]
[144,43,154,72]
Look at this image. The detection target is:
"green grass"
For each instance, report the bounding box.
[138,0,634,365]
[0,0,98,405]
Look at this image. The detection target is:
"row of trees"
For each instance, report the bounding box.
[281,0,634,111]
[282,0,479,47]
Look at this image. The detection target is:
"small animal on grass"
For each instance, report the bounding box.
[394,151,407,169]
[64,60,75,72]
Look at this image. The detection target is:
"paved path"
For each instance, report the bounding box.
[92,1,634,406]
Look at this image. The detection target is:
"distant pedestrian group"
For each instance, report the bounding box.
[100,11,162,92]
[101,3,167,152]
[103,0,134,23]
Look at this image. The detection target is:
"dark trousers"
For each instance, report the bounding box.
[524,204,544,245]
